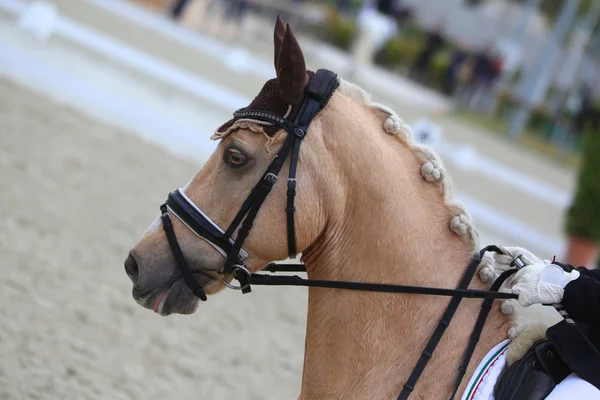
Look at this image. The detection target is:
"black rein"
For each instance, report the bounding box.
[252,245,518,400]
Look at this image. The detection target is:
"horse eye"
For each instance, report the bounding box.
[225,149,247,168]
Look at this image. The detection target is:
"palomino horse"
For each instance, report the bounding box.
[124,18,549,399]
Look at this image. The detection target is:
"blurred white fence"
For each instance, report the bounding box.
[2,0,251,109]
[0,0,569,255]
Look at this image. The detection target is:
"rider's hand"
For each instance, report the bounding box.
[478,246,546,284]
[511,263,580,307]
[478,246,548,315]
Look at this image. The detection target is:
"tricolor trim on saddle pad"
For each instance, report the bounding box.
[461,339,510,400]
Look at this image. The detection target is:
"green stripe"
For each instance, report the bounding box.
[464,342,509,400]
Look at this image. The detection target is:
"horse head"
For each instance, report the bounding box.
[125,18,343,315]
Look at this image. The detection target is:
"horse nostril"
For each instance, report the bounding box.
[124,253,139,283]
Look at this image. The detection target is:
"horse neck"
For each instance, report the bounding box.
[299,94,510,399]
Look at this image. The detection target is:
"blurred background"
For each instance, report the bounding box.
[1,0,598,398]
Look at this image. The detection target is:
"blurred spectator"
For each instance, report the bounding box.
[202,0,249,21]
[491,53,503,82]
[376,0,396,15]
[337,0,352,14]
[222,0,248,22]
[572,82,594,136]
[409,20,446,84]
[478,50,503,114]
[199,0,250,40]
[350,1,403,75]
[469,44,493,108]
[453,57,476,110]
[170,0,191,20]
[441,42,469,96]
[460,43,501,114]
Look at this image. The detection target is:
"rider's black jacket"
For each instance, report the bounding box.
[546,263,600,389]
[560,264,600,344]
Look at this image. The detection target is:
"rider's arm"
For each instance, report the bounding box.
[556,262,600,326]
[556,261,600,280]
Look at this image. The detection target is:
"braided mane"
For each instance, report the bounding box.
[337,78,479,250]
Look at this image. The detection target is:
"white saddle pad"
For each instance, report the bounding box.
[461,340,510,400]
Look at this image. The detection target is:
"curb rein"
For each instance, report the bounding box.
[159,69,523,399]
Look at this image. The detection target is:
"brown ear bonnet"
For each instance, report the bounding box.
[216,16,315,137]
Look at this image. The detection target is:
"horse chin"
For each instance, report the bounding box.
[142,273,220,316]
[152,279,198,316]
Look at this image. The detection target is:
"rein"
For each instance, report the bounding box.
[253,246,518,400]
[250,261,516,300]
[159,69,520,399]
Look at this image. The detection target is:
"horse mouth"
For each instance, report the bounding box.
[152,290,170,313]
[134,272,216,316]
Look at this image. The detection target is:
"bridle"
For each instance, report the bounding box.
[159,69,521,399]
[160,69,339,299]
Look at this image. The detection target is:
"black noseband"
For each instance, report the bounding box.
[165,189,248,260]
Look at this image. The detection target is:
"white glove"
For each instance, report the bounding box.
[478,246,551,315]
[511,263,580,307]
[478,246,547,284]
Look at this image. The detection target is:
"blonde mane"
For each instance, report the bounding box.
[338,78,479,251]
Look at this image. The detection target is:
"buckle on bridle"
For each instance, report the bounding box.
[510,254,527,269]
[221,264,251,292]
[160,203,169,217]
[264,172,277,180]
[264,172,277,186]
[293,127,306,138]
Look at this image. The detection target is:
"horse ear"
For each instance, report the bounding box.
[274,15,285,72]
[277,24,309,105]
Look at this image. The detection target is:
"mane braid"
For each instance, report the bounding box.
[337,79,479,250]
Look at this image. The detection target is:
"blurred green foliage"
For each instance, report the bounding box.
[374,36,421,71]
[566,129,600,242]
[314,8,357,51]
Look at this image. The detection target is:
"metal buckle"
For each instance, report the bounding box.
[263,172,277,186]
[264,172,277,181]
[221,265,251,291]
[510,254,527,269]
[160,203,169,217]
[287,178,297,195]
